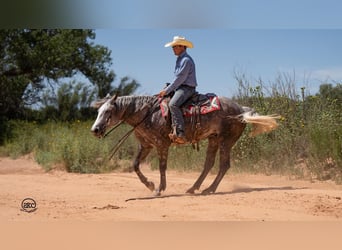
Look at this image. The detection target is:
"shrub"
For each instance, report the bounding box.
[232,72,342,182]
[1,77,341,183]
[2,120,136,173]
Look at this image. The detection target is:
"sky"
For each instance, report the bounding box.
[93,29,342,97]
[76,0,342,97]
[69,0,342,29]
[4,0,341,98]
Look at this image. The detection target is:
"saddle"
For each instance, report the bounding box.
[159,92,221,118]
[159,92,221,147]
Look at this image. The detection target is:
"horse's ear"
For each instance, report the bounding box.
[91,94,112,108]
[91,99,106,109]
[110,92,118,104]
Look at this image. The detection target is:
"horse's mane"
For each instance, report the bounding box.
[92,95,158,110]
[116,95,158,113]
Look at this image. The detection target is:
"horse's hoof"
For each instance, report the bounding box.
[153,189,161,197]
[186,188,195,194]
[201,188,214,195]
[147,181,155,192]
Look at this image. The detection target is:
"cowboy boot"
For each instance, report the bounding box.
[168,126,186,144]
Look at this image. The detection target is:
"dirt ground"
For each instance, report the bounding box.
[1,156,342,221]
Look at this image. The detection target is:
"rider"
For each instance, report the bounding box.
[159,36,197,144]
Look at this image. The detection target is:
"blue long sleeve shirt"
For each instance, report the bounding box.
[164,51,197,95]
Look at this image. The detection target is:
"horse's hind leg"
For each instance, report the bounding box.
[186,136,219,194]
[133,144,155,191]
[201,136,235,195]
[201,154,230,194]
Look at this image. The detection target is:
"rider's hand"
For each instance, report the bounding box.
[159,90,167,97]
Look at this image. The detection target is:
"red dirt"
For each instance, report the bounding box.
[1,156,342,221]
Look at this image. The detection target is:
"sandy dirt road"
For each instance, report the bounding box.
[1,156,342,221]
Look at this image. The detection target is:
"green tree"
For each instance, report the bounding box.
[318,83,342,105]
[113,76,140,96]
[0,29,140,143]
[0,29,114,118]
[40,80,96,121]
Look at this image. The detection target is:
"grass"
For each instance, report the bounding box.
[1,79,341,183]
[1,120,136,173]
[231,75,342,183]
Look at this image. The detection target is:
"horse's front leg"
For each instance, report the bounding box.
[154,147,169,196]
[133,144,155,192]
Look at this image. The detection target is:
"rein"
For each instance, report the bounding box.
[106,97,160,160]
[103,120,124,138]
[108,125,135,160]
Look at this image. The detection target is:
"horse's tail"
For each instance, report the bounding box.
[239,107,281,137]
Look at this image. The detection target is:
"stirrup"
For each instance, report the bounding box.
[168,127,187,144]
[168,133,186,144]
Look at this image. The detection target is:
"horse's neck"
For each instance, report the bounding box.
[117,96,155,125]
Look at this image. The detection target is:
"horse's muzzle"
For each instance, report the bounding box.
[91,126,105,138]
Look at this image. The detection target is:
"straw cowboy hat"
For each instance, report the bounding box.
[164,36,194,48]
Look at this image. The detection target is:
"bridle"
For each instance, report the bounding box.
[104,96,160,160]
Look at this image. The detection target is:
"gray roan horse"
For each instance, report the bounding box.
[91,94,279,195]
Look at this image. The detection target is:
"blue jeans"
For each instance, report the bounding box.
[169,85,196,135]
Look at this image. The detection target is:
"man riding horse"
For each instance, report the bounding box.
[159,36,197,144]
[90,36,280,196]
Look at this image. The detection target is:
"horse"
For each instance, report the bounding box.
[91,94,279,195]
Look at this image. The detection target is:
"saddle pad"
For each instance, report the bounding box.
[159,95,221,117]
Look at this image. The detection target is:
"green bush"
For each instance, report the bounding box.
[2,120,137,173]
[1,79,341,183]
[232,74,341,182]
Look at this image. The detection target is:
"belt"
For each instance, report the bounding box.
[180,84,196,89]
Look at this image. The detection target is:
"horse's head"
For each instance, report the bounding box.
[91,94,120,138]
